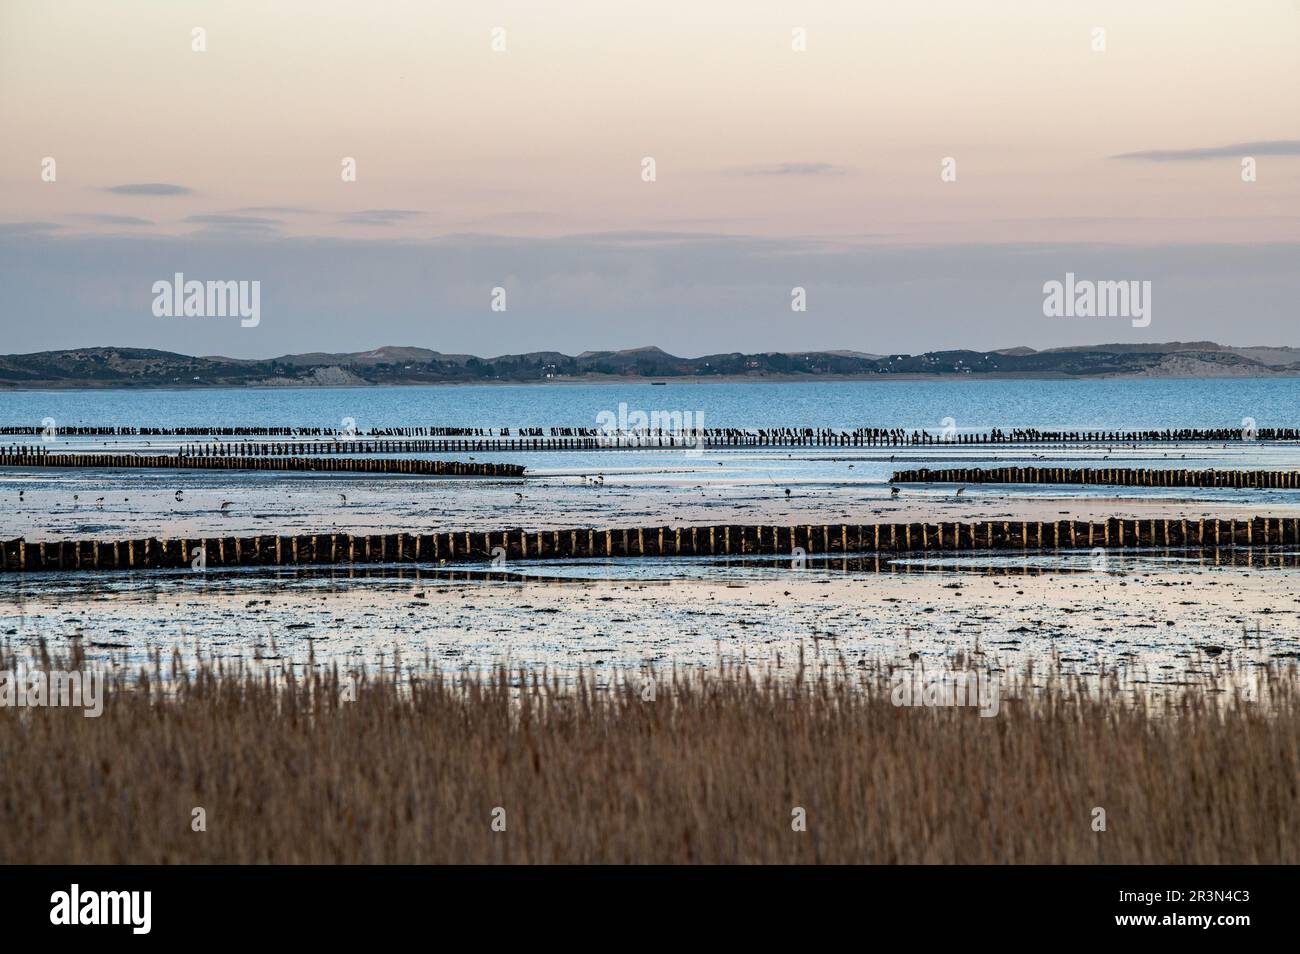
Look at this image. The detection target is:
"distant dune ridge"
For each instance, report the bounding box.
[2,342,1300,389]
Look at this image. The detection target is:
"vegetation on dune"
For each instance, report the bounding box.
[1,342,1294,388]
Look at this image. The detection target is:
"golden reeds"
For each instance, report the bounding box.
[1,642,1295,864]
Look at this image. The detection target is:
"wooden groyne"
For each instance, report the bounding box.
[3,516,1295,572]
[892,466,1300,489]
[0,449,523,478]
[3,424,1296,449]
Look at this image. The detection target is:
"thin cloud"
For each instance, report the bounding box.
[563,229,760,244]
[340,209,423,226]
[1111,140,1300,161]
[76,213,153,226]
[104,183,194,196]
[185,214,281,232]
[729,162,850,176]
[236,206,316,215]
[445,210,564,229]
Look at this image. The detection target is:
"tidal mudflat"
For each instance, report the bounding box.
[4,550,1297,705]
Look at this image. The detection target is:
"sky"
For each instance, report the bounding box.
[1,0,1297,358]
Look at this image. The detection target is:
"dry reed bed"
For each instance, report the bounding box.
[1,643,1296,864]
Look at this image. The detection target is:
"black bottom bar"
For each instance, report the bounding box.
[0,865,1288,942]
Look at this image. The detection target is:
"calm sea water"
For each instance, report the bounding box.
[3,377,1299,432]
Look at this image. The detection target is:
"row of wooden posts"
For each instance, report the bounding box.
[167,428,1300,453]
[0,451,523,478]
[176,438,713,455]
[3,516,1295,572]
[892,466,1300,489]
[5,425,1298,447]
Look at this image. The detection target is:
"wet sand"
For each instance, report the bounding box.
[3,556,1296,702]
